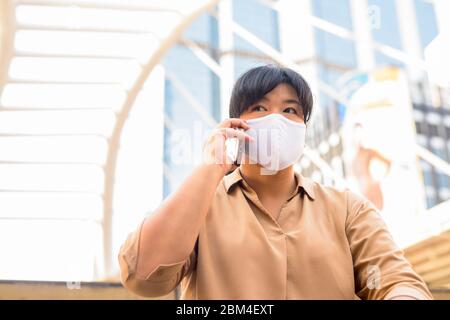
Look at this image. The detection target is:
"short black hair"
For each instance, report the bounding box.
[229,65,313,122]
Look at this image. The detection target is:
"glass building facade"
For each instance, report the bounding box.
[162,13,221,196]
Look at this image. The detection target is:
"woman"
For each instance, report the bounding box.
[351,122,392,211]
[118,65,432,300]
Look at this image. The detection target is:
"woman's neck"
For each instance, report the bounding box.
[239,163,297,199]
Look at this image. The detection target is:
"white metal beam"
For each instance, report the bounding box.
[350,0,375,71]
[217,0,235,121]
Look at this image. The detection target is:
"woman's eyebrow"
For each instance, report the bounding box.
[282,99,301,105]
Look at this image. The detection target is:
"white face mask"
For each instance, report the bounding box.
[243,113,306,173]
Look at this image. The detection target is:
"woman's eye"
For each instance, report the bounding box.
[283,107,297,114]
[252,105,266,112]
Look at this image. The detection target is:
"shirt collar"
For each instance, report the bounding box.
[224,168,316,200]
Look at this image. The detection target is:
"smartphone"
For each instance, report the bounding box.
[226,128,245,165]
[234,129,245,165]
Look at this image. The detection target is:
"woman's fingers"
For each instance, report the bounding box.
[218,118,249,130]
[202,119,253,171]
[223,128,254,141]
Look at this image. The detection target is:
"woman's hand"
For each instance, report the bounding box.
[122,119,254,290]
[202,118,254,176]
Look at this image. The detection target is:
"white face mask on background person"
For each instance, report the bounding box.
[243,113,306,173]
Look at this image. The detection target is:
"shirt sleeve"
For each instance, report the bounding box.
[118,218,197,298]
[345,190,433,300]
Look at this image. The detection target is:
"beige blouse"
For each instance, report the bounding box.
[119,168,432,300]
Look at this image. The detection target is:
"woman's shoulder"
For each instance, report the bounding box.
[310,179,372,216]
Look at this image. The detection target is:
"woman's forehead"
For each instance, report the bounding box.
[260,84,299,101]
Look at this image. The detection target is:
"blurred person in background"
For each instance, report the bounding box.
[351,122,392,211]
